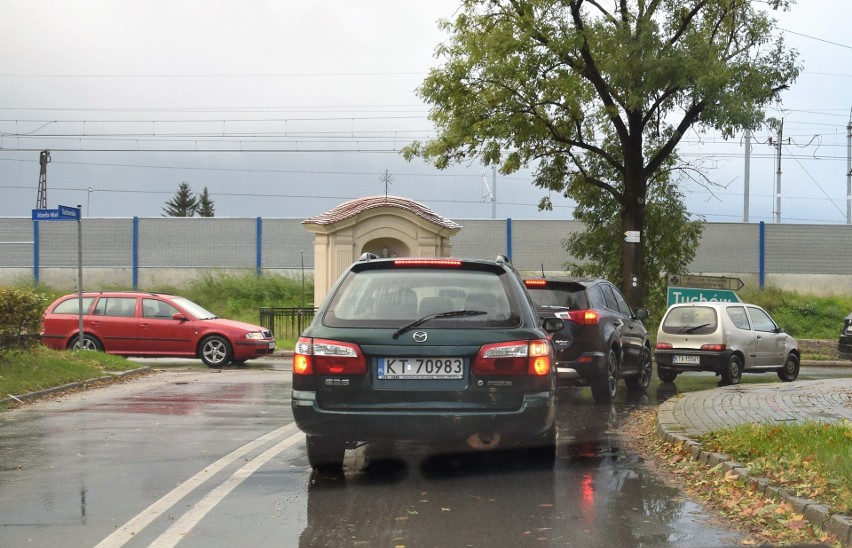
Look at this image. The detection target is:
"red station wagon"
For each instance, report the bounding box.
[40,291,276,367]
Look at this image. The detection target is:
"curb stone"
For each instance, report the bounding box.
[0,366,150,408]
[655,412,852,546]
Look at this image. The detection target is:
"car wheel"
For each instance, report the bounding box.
[526,423,556,467]
[625,345,652,392]
[200,335,232,367]
[591,349,619,404]
[777,353,800,382]
[306,434,346,470]
[69,334,102,352]
[657,366,678,383]
[721,354,743,385]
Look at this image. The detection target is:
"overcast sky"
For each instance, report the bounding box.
[0,0,850,224]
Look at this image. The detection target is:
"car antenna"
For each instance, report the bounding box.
[541,264,545,278]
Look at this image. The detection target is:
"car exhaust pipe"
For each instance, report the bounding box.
[466,432,502,451]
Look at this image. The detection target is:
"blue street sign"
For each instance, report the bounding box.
[32,205,80,221]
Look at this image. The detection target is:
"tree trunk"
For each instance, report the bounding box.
[621,127,646,308]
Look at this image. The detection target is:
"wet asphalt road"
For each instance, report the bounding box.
[1,358,849,547]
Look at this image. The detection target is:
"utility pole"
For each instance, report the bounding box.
[36,150,50,209]
[491,165,497,219]
[743,129,751,222]
[773,120,783,223]
[846,109,851,225]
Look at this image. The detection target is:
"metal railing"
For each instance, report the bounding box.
[259,306,317,339]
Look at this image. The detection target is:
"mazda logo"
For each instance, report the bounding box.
[413,331,428,343]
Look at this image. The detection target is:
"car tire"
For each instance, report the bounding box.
[306,434,346,470]
[625,345,652,392]
[657,366,678,383]
[69,334,102,352]
[200,335,232,367]
[721,354,743,385]
[777,353,800,382]
[526,423,556,467]
[591,348,619,404]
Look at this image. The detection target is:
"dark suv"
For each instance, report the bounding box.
[522,277,652,403]
[838,312,852,361]
[292,255,563,470]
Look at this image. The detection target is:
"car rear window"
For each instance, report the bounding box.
[661,306,718,335]
[323,268,520,328]
[52,296,95,315]
[527,284,589,309]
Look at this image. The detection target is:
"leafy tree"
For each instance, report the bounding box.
[163,182,199,217]
[565,168,703,315]
[197,187,215,217]
[404,0,800,305]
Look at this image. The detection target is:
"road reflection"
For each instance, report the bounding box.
[296,388,741,547]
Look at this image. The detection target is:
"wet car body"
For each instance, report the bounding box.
[291,255,563,469]
[655,302,800,385]
[522,277,652,403]
[40,291,275,367]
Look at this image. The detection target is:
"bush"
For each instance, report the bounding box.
[0,287,45,349]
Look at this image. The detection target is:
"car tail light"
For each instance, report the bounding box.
[523,279,547,287]
[656,342,673,350]
[293,337,367,375]
[566,309,599,325]
[472,339,552,376]
[700,343,726,351]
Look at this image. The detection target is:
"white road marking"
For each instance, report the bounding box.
[149,431,304,547]
[94,423,299,548]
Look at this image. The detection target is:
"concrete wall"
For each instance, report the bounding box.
[1,217,850,296]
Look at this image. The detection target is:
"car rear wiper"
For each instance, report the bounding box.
[679,323,710,334]
[392,310,486,339]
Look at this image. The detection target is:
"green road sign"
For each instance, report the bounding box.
[667,287,741,307]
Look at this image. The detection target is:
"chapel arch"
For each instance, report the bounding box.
[303,196,461,304]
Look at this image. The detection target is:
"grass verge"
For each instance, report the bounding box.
[0,347,140,398]
[624,409,846,546]
[699,422,851,515]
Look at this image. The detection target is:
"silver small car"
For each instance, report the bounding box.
[654,302,799,385]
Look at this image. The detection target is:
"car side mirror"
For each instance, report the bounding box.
[634,307,649,320]
[172,313,188,322]
[542,317,564,333]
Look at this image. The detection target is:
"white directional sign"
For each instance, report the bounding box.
[624,230,640,243]
[668,274,744,291]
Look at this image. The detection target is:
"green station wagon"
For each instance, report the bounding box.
[291,254,563,470]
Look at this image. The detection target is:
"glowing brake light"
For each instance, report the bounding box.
[293,337,367,375]
[567,309,599,325]
[524,279,547,287]
[393,259,462,267]
[472,339,552,376]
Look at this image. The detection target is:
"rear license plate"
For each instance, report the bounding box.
[672,355,700,365]
[377,357,464,379]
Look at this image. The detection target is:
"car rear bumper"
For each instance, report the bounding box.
[555,351,606,386]
[291,389,555,446]
[654,349,734,373]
